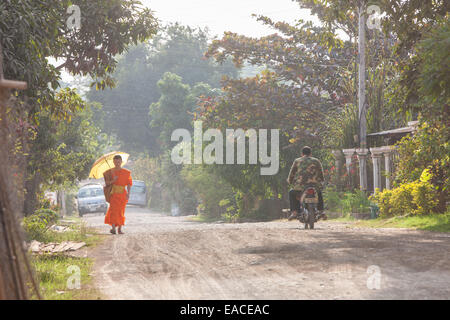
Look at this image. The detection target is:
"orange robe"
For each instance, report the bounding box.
[104,168,132,226]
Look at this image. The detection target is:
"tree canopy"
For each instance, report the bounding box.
[88,24,237,154]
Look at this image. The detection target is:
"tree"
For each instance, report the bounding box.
[149,72,218,151]
[394,120,449,213]
[1,0,158,113]
[1,0,159,215]
[147,72,219,213]
[398,16,450,123]
[293,0,449,123]
[295,0,449,204]
[197,15,358,215]
[24,90,107,214]
[392,17,449,213]
[87,23,237,154]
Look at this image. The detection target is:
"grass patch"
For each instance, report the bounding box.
[30,254,102,300]
[351,212,450,232]
[31,217,102,246]
[28,216,106,299]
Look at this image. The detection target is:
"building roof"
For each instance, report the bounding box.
[367,121,418,137]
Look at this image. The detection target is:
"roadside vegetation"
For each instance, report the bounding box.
[30,255,101,300]
[22,205,105,299]
[337,211,450,233]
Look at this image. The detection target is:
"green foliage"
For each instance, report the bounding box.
[30,94,104,191]
[149,73,218,151]
[371,189,393,217]
[343,190,371,214]
[88,24,236,154]
[138,72,222,214]
[294,0,447,142]
[323,103,358,149]
[388,183,415,216]
[414,17,450,122]
[37,195,59,212]
[396,14,449,123]
[145,152,198,214]
[31,255,95,300]
[323,186,342,212]
[1,0,158,109]
[371,169,440,217]
[354,211,450,233]
[323,186,371,214]
[205,19,354,141]
[3,0,158,215]
[181,165,235,218]
[22,209,59,241]
[200,5,370,219]
[394,120,449,212]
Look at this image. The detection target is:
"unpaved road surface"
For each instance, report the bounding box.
[83,207,450,299]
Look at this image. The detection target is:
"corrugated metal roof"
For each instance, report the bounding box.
[368,122,418,137]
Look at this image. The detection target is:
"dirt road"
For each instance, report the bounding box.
[83,207,450,299]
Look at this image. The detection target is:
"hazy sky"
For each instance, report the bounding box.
[140,0,319,38]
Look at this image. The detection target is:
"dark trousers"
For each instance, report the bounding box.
[289,189,324,212]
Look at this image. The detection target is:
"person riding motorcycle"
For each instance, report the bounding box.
[286,146,326,221]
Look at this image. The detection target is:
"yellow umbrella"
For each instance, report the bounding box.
[89,151,130,179]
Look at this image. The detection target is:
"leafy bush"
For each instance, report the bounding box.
[324,186,371,214]
[412,168,439,215]
[342,190,371,214]
[22,208,59,241]
[371,168,439,217]
[323,186,341,211]
[181,165,235,218]
[372,189,393,217]
[390,183,416,216]
[394,120,449,212]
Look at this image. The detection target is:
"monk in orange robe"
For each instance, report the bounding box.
[103,155,132,234]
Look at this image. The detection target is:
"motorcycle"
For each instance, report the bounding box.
[297,186,322,229]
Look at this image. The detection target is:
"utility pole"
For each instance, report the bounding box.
[356,0,369,191]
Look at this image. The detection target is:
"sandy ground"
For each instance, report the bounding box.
[82,207,450,300]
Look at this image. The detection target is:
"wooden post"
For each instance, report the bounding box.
[0,43,38,299]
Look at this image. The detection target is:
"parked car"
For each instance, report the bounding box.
[76,183,108,216]
[127,180,147,207]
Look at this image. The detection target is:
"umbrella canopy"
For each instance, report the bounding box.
[89,151,130,179]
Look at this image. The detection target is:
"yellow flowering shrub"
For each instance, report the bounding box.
[411,169,438,215]
[371,189,393,217]
[371,168,439,217]
[390,183,416,216]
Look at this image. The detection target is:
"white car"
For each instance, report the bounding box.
[76,183,108,216]
[127,180,147,207]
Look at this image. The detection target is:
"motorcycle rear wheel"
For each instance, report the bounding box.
[306,204,315,229]
[303,209,309,229]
